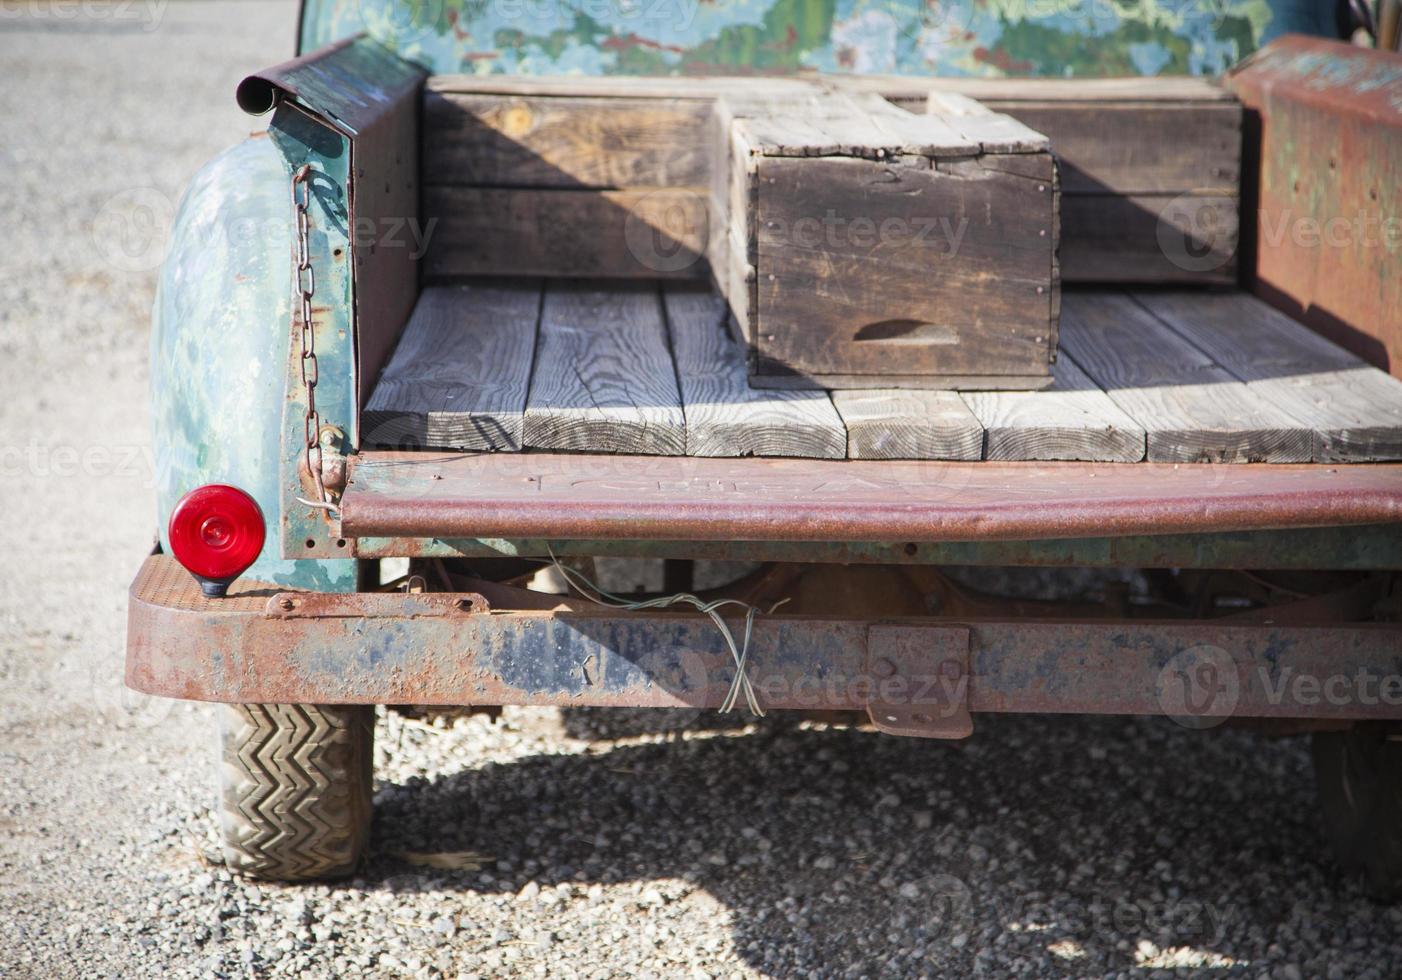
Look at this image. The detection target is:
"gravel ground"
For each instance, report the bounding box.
[1,5,1399,978]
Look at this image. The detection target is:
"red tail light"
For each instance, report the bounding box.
[168,484,265,596]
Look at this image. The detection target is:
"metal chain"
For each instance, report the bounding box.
[291,164,330,507]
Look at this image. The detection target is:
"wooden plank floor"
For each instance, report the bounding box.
[364,280,1402,463]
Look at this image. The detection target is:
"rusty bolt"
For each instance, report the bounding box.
[278,597,296,611]
[873,656,897,679]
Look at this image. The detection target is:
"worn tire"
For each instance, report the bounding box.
[219,703,374,881]
[1312,725,1402,900]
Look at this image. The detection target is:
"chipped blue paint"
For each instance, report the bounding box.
[299,0,1335,78]
[151,134,356,592]
[266,103,359,564]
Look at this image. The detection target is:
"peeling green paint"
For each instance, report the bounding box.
[302,0,1330,77]
[151,134,356,592]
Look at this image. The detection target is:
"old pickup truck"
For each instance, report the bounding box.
[127,0,1402,893]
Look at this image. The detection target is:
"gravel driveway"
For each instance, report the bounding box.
[1,4,1398,978]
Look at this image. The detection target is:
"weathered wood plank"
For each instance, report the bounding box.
[1060,193,1238,284]
[423,92,710,189]
[752,152,1056,384]
[832,389,983,460]
[523,282,686,454]
[983,102,1240,195]
[924,91,1051,155]
[962,355,1144,462]
[362,283,541,451]
[427,75,819,99]
[834,75,1233,105]
[663,286,845,459]
[1059,292,1311,463]
[1132,290,1402,462]
[424,186,707,280]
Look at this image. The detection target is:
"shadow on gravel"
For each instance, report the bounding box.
[371,712,1361,977]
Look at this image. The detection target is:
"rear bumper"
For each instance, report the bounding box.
[340,453,1402,543]
[127,555,1402,731]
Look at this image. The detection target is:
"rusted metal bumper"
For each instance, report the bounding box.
[338,452,1402,543]
[127,556,1402,732]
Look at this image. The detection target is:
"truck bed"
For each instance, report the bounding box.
[364,281,1402,464]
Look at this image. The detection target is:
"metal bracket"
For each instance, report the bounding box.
[866,624,973,739]
[265,592,489,619]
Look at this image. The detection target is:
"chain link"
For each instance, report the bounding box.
[291,164,329,507]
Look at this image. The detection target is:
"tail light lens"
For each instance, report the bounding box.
[168,484,265,595]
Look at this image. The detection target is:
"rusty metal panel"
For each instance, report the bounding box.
[349,524,1402,570]
[128,555,1402,725]
[1229,36,1402,378]
[242,39,427,455]
[867,625,972,739]
[338,452,1402,543]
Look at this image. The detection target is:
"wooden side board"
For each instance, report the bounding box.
[423,92,710,189]
[424,186,708,280]
[420,77,1240,287]
[926,91,1241,285]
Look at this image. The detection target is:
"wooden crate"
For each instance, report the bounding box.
[708,90,1059,390]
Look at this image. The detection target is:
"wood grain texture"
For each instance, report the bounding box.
[362,283,541,451]
[423,92,710,189]
[1132,290,1402,462]
[424,186,707,280]
[982,102,1240,195]
[832,389,983,460]
[923,91,1051,155]
[754,153,1056,381]
[835,75,1233,104]
[663,286,845,459]
[1060,193,1238,284]
[427,75,820,99]
[962,355,1145,462]
[1059,292,1310,463]
[523,281,685,454]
